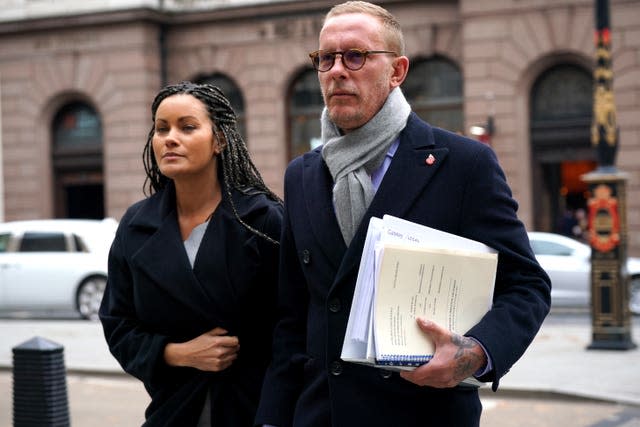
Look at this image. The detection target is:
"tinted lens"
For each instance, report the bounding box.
[318,52,336,71]
[343,49,366,70]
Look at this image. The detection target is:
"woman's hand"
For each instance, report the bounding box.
[164,327,240,372]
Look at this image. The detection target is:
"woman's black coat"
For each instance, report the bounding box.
[100,182,282,426]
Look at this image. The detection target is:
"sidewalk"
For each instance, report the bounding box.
[1,312,639,406]
[494,314,640,406]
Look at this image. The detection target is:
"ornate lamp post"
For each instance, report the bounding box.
[582,0,636,350]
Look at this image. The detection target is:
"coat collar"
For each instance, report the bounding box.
[127,181,268,230]
[123,181,273,325]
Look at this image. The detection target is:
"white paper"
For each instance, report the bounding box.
[341,214,497,387]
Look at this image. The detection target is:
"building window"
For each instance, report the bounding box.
[51,101,104,219]
[195,73,246,140]
[288,68,324,160]
[532,65,592,122]
[529,63,595,233]
[53,102,102,150]
[403,57,463,133]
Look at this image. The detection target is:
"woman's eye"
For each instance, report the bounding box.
[155,127,168,133]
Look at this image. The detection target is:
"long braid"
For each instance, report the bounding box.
[143,81,282,245]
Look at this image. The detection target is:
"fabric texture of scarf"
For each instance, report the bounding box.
[321,86,411,245]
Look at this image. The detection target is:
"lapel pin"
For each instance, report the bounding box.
[425,154,436,165]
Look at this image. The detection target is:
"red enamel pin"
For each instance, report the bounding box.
[425,154,436,165]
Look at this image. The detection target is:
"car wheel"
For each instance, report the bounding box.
[77,276,106,321]
[630,275,640,316]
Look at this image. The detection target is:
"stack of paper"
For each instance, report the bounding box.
[341,215,497,378]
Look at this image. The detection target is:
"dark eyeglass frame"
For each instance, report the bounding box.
[308,48,398,72]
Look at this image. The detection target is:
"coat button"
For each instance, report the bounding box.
[302,249,311,264]
[328,298,341,313]
[330,360,343,376]
[379,369,393,379]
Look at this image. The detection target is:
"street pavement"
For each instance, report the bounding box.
[0,310,639,426]
[496,310,640,406]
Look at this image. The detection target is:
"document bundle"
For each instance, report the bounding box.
[341,215,497,381]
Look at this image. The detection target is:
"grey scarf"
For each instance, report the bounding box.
[321,87,412,245]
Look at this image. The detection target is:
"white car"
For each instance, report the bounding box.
[528,231,640,315]
[0,219,117,320]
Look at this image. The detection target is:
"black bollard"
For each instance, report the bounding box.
[12,336,70,427]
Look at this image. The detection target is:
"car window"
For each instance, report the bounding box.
[530,240,573,256]
[72,234,89,252]
[0,233,10,252]
[19,232,67,252]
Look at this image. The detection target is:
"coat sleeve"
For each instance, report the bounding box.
[99,220,173,393]
[256,163,309,427]
[459,143,551,391]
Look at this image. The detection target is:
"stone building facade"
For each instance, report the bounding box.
[0,0,639,254]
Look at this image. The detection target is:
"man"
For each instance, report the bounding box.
[257,2,551,426]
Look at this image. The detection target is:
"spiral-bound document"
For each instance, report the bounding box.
[341,215,497,386]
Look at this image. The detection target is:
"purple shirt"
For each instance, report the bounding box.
[371,139,399,192]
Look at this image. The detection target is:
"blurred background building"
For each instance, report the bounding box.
[0,0,638,255]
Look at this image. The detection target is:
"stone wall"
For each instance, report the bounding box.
[0,0,639,254]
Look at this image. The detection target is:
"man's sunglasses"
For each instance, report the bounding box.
[308,48,398,72]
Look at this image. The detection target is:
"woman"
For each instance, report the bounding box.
[99,82,283,426]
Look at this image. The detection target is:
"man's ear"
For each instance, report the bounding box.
[390,55,410,88]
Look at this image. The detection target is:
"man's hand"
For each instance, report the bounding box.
[164,327,240,372]
[399,318,486,388]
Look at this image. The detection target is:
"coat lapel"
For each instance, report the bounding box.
[367,117,448,220]
[332,114,449,290]
[127,184,219,323]
[302,149,347,271]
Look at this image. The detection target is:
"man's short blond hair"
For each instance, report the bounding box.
[324,1,405,55]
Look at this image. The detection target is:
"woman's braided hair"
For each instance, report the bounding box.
[142,81,282,244]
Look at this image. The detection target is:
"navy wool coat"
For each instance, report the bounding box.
[100,182,282,427]
[256,113,551,427]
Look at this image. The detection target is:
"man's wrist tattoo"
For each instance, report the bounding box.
[451,334,483,379]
